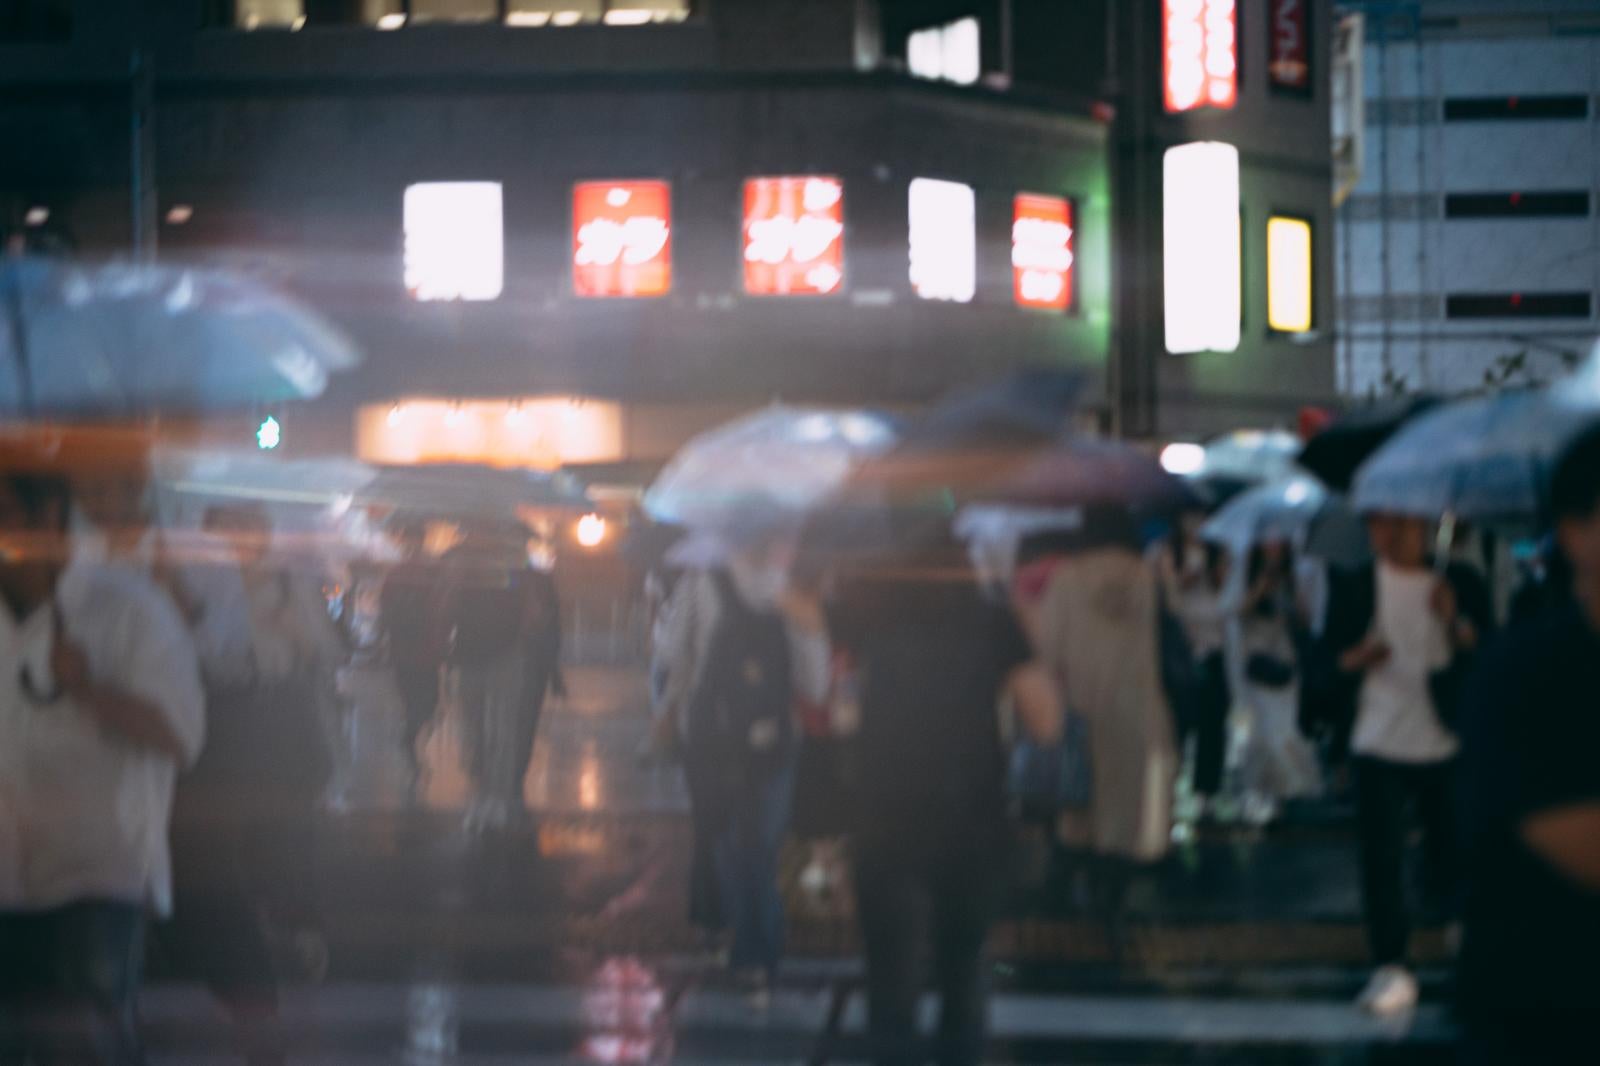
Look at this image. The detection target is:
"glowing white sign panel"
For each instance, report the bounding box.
[1163,142,1240,354]
[907,16,981,86]
[403,182,504,302]
[908,178,976,304]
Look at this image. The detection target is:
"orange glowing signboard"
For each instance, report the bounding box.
[742,176,845,296]
[572,180,672,297]
[1164,0,1238,113]
[1012,194,1075,311]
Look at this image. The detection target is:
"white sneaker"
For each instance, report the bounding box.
[1356,965,1419,1017]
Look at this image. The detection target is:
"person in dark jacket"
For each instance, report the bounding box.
[824,534,1061,1066]
[380,518,445,792]
[1457,422,1600,1063]
[1310,513,1491,1016]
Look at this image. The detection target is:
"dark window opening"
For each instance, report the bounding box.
[1443,95,1589,121]
[0,0,72,42]
[1445,292,1592,319]
[1444,192,1590,219]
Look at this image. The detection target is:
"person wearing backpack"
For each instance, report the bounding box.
[663,541,827,997]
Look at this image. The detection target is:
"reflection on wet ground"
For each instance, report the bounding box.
[144,664,1459,1063]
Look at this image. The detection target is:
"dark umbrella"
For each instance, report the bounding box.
[984,436,1203,515]
[793,370,1086,579]
[1298,394,1439,492]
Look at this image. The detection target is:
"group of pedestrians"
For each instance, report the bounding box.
[0,441,344,1065]
[647,424,1600,1064]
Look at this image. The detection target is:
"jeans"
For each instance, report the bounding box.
[0,901,148,1066]
[1355,756,1458,965]
[709,755,797,975]
[852,840,1001,1066]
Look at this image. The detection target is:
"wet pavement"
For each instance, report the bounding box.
[142,662,1462,1063]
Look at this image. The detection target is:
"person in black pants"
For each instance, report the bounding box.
[380,519,445,792]
[1315,512,1490,1017]
[823,536,1060,1066]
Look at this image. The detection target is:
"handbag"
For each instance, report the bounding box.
[1008,711,1092,819]
[1245,651,1296,689]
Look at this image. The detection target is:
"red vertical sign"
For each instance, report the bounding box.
[742,177,845,296]
[572,181,672,298]
[1012,194,1074,311]
[1270,0,1311,93]
[1163,0,1238,113]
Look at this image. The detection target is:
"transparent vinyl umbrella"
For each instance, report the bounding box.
[0,258,360,416]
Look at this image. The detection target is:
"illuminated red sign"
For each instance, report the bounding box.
[1012,194,1074,311]
[1270,0,1310,93]
[1163,0,1238,113]
[743,176,845,296]
[572,181,671,298]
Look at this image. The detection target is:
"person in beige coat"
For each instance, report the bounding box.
[1029,535,1179,934]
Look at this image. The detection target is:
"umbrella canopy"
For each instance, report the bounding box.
[357,463,594,524]
[1201,475,1368,568]
[1298,394,1439,492]
[902,368,1082,449]
[1194,428,1303,500]
[1352,386,1600,523]
[643,407,896,539]
[0,258,360,415]
[985,436,1202,515]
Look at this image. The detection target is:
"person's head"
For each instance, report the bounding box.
[203,503,272,567]
[1367,512,1429,570]
[0,471,73,604]
[1551,422,1600,591]
[72,467,153,543]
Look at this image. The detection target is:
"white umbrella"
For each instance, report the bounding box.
[1197,428,1304,487]
[644,407,896,539]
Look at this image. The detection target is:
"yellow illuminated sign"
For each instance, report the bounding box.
[1267,216,1313,333]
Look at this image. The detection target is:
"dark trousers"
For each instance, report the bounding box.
[1355,756,1458,965]
[1186,652,1230,797]
[853,841,1000,1066]
[0,901,148,1066]
[395,663,440,776]
[709,757,797,975]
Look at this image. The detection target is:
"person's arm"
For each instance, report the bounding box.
[1521,805,1600,893]
[55,592,205,768]
[1006,660,1062,747]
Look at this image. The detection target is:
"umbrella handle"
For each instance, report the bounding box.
[1434,511,1457,574]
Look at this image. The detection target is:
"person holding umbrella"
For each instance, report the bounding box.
[1315,511,1490,1017]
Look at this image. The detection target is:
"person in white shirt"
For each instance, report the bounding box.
[1321,512,1488,1018]
[0,466,204,1064]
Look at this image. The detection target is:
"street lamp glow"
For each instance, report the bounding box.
[575,513,608,549]
[1163,141,1241,354]
[1160,441,1207,476]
